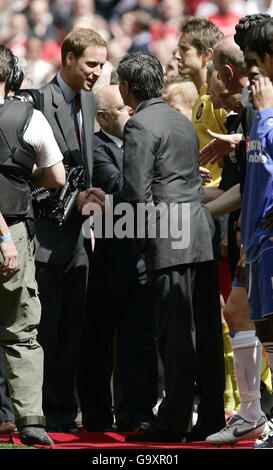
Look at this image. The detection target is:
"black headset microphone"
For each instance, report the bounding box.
[5,54,43,110]
[6,54,24,94]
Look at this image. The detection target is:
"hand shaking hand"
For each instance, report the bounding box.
[76,188,106,215]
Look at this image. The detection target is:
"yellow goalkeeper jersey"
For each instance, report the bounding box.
[192,83,228,187]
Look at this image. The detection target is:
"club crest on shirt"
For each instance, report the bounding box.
[196,103,204,120]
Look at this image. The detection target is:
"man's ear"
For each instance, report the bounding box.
[204,47,213,65]
[96,110,108,128]
[224,64,234,81]
[66,51,75,66]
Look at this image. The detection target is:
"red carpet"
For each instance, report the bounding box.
[0,429,255,449]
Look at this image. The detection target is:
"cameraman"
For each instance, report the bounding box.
[0,43,65,447]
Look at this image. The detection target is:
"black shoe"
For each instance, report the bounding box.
[116,412,156,432]
[19,426,54,446]
[84,425,115,432]
[62,424,82,434]
[133,421,155,432]
[116,419,154,432]
[125,426,185,442]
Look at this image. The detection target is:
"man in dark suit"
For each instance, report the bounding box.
[34,27,107,433]
[77,84,158,432]
[89,52,226,442]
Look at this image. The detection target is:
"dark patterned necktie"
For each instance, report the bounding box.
[73,93,82,148]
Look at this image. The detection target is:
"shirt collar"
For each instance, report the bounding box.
[101,129,123,148]
[135,102,142,113]
[56,71,77,104]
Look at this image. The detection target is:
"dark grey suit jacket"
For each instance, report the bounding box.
[113,97,214,273]
[34,77,95,264]
[92,129,147,295]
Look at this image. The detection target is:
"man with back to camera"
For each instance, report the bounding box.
[89,52,226,442]
[0,44,66,446]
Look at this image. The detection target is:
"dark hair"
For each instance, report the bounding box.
[245,18,273,60]
[234,14,271,52]
[116,52,164,100]
[0,44,15,83]
[180,16,224,55]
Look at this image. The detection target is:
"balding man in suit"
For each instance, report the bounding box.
[77,84,158,432]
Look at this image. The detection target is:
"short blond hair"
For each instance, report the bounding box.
[166,81,198,110]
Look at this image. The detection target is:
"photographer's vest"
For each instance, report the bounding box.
[0,99,35,225]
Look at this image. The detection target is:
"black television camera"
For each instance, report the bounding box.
[7,88,44,111]
[32,166,85,229]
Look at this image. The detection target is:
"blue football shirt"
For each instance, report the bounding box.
[241,108,273,262]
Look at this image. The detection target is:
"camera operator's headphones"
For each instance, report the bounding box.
[6,54,24,93]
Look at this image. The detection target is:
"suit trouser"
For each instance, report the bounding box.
[77,269,158,428]
[149,261,226,433]
[0,222,45,428]
[35,234,89,427]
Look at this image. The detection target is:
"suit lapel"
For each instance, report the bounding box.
[97,130,123,173]
[49,81,82,166]
[46,80,95,186]
[81,90,95,187]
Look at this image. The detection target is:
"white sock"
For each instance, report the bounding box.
[262,342,273,373]
[230,330,263,422]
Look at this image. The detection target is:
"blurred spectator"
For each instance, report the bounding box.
[128,10,152,53]
[49,0,75,32]
[164,49,179,78]
[165,79,198,120]
[3,12,29,58]
[151,37,178,69]
[162,74,190,99]
[24,0,60,43]
[184,0,206,15]
[73,0,96,22]
[244,0,273,15]
[0,0,18,43]
[111,8,153,54]
[95,0,123,19]
[135,0,161,18]
[110,10,143,54]
[110,0,139,21]
[71,0,110,40]
[150,0,186,42]
[194,0,244,18]
[24,36,56,88]
[207,0,241,37]
[107,37,128,61]
[40,39,61,68]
